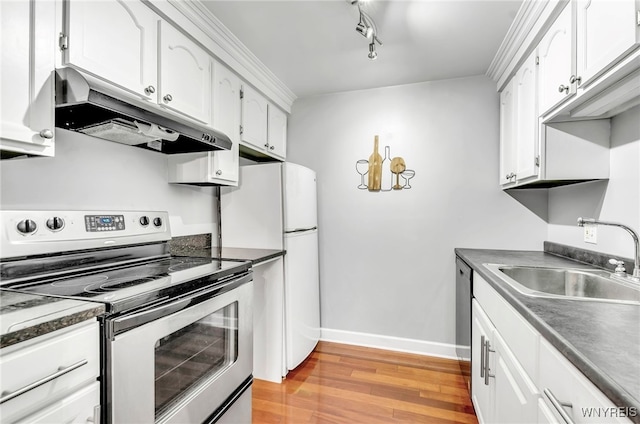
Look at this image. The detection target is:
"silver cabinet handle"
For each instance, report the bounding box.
[144,85,156,95]
[269,145,275,150]
[484,339,495,386]
[163,94,173,102]
[215,170,222,176]
[558,84,570,94]
[39,129,54,139]
[264,143,270,148]
[544,388,575,424]
[569,75,582,85]
[480,335,486,378]
[0,359,88,404]
[505,172,516,181]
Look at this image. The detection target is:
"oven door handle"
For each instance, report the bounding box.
[108,272,252,337]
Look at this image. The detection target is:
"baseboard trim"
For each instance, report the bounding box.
[320,328,468,360]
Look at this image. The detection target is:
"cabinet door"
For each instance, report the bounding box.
[538,3,573,115]
[515,51,539,182]
[471,300,494,423]
[492,331,538,424]
[211,61,240,184]
[267,104,287,160]
[17,382,100,424]
[0,0,55,157]
[499,78,517,186]
[64,0,158,100]
[159,21,211,124]
[241,84,268,150]
[576,0,640,88]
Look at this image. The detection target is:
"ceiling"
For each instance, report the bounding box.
[201,0,523,99]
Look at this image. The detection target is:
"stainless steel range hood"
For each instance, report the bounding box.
[55,67,232,154]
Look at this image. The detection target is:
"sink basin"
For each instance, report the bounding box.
[484,264,640,304]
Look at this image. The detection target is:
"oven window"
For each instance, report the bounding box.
[154,301,238,419]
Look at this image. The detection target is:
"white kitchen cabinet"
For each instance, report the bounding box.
[252,257,286,382]
[0,0,56,158]
[63,0,159,101]
[167,61,240,186]
[267,103,287,160]
[538,338,632,424]
[0,320,100,423]
[500,50,539,187]
[241,84,269,150]
[537,2,574,116]
[240,85,287,160]
[575,0,640,89]
[471,300,538,424]
[159,21,211,125]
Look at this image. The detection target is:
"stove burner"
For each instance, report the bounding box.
[52,275,109,287]
[94,277,160,292]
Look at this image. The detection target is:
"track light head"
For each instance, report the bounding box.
[355,22,373,38]
[368,42,377,60]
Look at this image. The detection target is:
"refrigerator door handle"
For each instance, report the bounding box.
[285,227,317,234]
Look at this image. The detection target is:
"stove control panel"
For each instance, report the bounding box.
[85,215,125,232]
[1,210,171,259]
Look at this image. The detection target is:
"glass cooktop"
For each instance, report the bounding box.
[2,256,250,313]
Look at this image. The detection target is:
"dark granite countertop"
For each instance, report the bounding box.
[215,247,285,266]
[455,248,640,421]
[0,290,105,349]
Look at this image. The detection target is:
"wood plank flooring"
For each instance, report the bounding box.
[252,341,478,423]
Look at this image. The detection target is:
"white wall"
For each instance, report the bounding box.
[287,75,547,354]
[0,130,218,237]
[547,105,640,260]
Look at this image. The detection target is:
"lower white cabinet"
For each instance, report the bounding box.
[472,300,538,424]
[473,274,633,424]
[0,0,56,158]
[251,257,286,382]
[0,320,100,423]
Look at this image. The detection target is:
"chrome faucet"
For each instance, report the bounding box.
[577,217,640,281]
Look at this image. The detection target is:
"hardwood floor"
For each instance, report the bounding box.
[252,341,478,423]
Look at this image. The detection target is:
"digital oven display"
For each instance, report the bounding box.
[85,215,125,232]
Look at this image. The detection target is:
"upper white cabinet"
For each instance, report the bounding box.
[241,85,287,161]
[267,104,287,160]
[500,50,539,187]
[159,21,211,124]
[537,2,573,115]
[63,0,159,101]
[0,0,56,158]
[63,0,212,125]
[168,61,240,186]
[241,85,268,149]
[575,0,640,89]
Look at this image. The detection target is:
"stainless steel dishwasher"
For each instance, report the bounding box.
[455,256,473,396]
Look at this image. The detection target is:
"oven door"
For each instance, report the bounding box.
[107,274,253,424]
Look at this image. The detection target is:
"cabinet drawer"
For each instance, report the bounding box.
[474,274,539,381]
[16,382,100,424]
[0,320,100,422]
[539,338,633,423]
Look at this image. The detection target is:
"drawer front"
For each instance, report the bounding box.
[0,320,100,422]
[539,338,633,424]
[474,274,539,381]
[16,382,100,424]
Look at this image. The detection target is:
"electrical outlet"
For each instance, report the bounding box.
[584,224,597,244]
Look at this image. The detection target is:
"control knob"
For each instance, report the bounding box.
[17,219,37,235]
[139,216,150,227]
[153,217,163,227]
[46,217,65,231]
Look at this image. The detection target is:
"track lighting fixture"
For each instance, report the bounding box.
[351,0,382,60]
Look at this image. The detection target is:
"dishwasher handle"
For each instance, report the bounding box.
[0,359,88,404]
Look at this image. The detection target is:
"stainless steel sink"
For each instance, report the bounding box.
[484,264,640,304]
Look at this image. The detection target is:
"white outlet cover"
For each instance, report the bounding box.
[584,224,597,244]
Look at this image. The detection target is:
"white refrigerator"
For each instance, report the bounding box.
[221,162,320,372]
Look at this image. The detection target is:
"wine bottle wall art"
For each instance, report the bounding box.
[356,135,415,191]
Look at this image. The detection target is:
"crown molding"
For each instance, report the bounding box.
[146,0,296,112]
[487,0,569,92]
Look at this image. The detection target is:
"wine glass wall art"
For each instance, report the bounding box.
[356,135,415,191]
